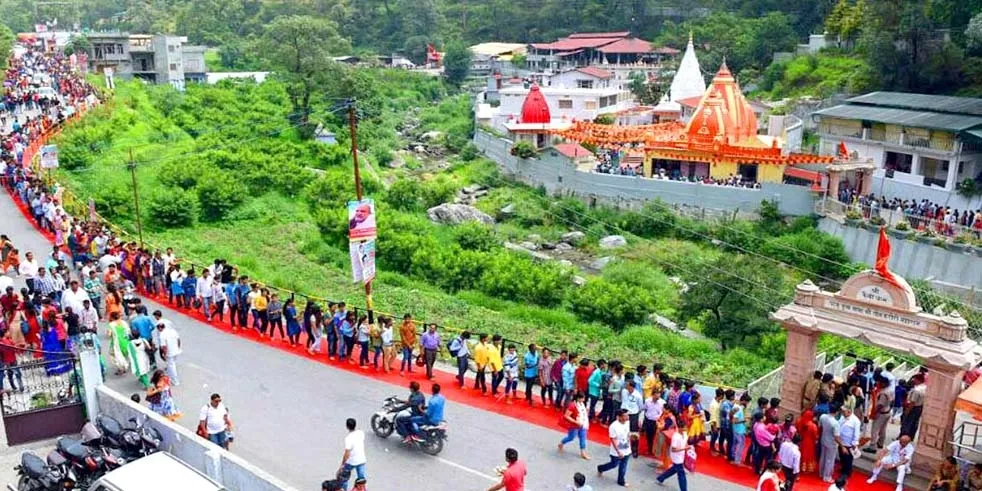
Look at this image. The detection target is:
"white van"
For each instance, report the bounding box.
[88,452,226,491]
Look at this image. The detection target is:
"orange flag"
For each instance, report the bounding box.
[875,227,903,289]
[837,141,849,159]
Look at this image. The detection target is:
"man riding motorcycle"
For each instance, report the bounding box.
[408,383,445,442]
[395,381,425,443]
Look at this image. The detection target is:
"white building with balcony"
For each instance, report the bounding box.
[813,92,982,208]
[488,83,637,134]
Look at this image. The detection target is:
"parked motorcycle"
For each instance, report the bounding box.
[46,435,118,488]
[11,452,75,491]
[370,396,447,456]
[95,414,162,460]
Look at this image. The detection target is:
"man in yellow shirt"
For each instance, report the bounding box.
[642,364,663,400]
[473,333,491,394]
[487,334,504,397]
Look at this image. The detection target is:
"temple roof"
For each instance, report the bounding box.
[685,62,759,146]
[598,38,653,54]
[669,33,706,103]
[520,85,551,124]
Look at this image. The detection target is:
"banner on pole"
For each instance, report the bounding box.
[39,145,59,169]
[347,199,377,241]
[349,239,376,285]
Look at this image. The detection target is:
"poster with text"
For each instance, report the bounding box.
[349,239,376,285]
[347,199,377,241]
[39,145,58,169]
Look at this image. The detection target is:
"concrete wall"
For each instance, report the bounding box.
[818,218,982,290]
[475,129,818,216]
[95,386,297,491]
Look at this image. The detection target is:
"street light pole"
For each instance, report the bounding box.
[347,100,374,323]
[128,148,144,248]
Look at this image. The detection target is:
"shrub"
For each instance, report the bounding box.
[148,187,197,228]
[759,228,851,280]
[384,179,425,212]
[196,174,247,221]
[568,278,655,329]
[479,252,570,307]
[460,143,479,161]
[593,113,615,125]
[510,141,537,159]
[453,222,498,251]
[92,184,131,221]
[894,221,910,231]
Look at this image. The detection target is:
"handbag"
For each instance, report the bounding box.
[415,353,425,367]
[20,319,30,335]
[196,425,208,439]
[683,447,697,472]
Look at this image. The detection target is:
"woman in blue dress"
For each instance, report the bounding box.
[42,323,72,376]
[146,369,181,421]
[284,298,301,347]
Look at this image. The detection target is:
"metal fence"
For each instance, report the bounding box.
[1,351,86,445]
[746,352,827,400]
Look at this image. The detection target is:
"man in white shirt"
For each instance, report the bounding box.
[162,248,176,272]
[98,252,119,271]
[836,406,861,479]
[655,418,690,491]
[79,299,99,333]
[61,280,90,314]
[196,270,214,321]
[18,251,38,292]
[882,362,897,391]
[597,409,631,487]
[339,418,367,490]
[198,393,231,449]
[157,322,182,386]
[867,435,914,491]
[778,434,802,491]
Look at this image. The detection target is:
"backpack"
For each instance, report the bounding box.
[447,337,461,356]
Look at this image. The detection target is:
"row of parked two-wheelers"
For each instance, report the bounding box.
[12,415,163,491]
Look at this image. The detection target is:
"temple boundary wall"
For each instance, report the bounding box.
[474,129,818,217]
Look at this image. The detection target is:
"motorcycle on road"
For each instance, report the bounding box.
[370,396,447,456]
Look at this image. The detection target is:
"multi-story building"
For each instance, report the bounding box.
[813,92,982,207]
[490,83,636,134]
[85,32,207,89]
[526,32,678,73]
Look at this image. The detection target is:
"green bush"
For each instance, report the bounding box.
[92,184,132,221]
[384,179,425,211]
[148,187,198,228]
[568,278,655,329]
[510,141,537,159]
[479,252,570,307]
[453,222,498,251]
[759,228,852,280]
[196,174,247,221]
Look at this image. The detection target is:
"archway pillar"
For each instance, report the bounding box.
[778,324,820,418]
[913,364,965,475]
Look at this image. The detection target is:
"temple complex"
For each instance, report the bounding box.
[550,62,841,184]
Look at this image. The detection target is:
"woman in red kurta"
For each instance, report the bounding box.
[795,409,819,474]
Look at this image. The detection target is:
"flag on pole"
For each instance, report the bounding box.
[875,227,903,289]
[837,141,849,159]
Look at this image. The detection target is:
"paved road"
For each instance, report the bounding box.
[0,190,751,491]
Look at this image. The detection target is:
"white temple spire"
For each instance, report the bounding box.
[669,32,706,102]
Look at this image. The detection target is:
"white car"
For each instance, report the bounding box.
[88,452,227,491]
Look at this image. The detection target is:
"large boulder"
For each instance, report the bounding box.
[561,231,586,245]
[599,235,627,249]
[590,256,613,270]
[427,204,495,225]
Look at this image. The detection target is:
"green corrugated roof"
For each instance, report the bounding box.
[847,92,982,116]
[813,104,982,132]
[966,129,982,141]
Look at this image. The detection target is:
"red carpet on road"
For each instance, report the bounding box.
[7,187,906,491]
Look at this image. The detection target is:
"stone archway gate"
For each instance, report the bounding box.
[771,270,980,476]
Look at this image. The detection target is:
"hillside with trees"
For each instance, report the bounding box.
[3,0,982,94]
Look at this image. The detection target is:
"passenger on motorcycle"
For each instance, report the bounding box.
[409,383,445,441]
[395,381,425,442]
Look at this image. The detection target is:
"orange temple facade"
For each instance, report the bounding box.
[551,63,836,184]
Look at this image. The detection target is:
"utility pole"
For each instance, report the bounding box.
[128,149,144,248]
[348,99,373,323]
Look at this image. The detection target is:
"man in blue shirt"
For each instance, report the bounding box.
[411,383,445,442]
[225,278,239,328]
[523,344,539,406]
[130,306,156,367]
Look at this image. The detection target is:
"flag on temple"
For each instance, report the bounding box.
[837,141,849,159]
[875,227,903,289]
